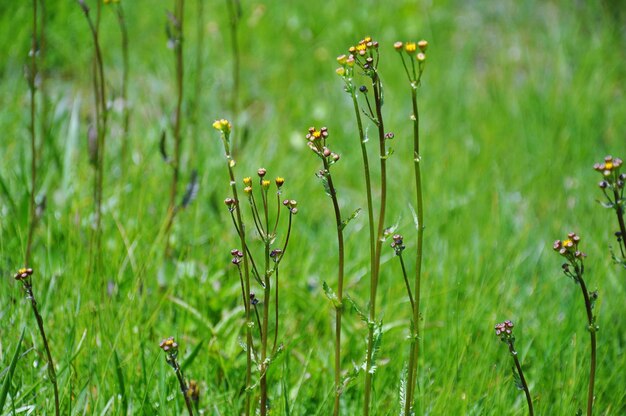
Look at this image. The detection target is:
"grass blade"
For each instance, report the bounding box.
[0,328,25,412]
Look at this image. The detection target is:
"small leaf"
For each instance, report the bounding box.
[180,170,199,208]
[511,366,524,391]
[340,208,362,231]
[322,281,341,308]
[381,147,394,159]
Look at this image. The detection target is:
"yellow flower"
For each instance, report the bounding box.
[243,177,252,186]
[405,42,417,53]
[275,177,285,188]
[212,119,232,134]
[262,180,271,189]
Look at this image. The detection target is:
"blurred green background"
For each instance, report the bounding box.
[1,0,626,414]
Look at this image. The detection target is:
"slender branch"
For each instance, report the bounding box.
[578,274,596,416]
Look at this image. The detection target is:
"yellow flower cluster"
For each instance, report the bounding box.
[212,119,232,134]
[394,39,428,63]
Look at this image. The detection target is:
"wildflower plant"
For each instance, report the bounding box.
[216,119,296,416]
[14,268,60,415]
[336,36,391,415]
[554,233,597,416]
[494,320,534,416]
[305,126,347,415]
[392,39,428,416]
[159,337,194,416]
[594,155,626,267]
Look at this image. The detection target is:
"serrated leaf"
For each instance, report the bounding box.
[369,322,383,374]
[398,365,408,416]
[322,282,341,308]
[511,366,524,391]
[345,295,368,325]
[180,170,199,208]
[318,173,332,198]
[341,208,362,231]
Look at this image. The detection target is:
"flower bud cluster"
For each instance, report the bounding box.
[14,267,34,281]
[394,39,428,83]
[159,336,179,368]
[494,320,515,343]
[553,232,586,259]
[231,249,244,266]
[594,156,624,207]
[306,127,340,165]
[335,36,379,78]
[390,234,405,255]
[283,199,298,215]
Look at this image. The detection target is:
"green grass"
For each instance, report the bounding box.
[1,0,626,414]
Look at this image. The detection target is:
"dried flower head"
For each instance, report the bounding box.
[257,168,267,177]
[187,379,200,402]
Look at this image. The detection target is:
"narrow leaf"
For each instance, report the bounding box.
[159,130,169,162]
[113,350,128,414]
[340,208,362,231]
[322,281,340,308]
[181,340,205,371]
[0,328,25,412]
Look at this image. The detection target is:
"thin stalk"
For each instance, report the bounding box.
[320,158,345,416]
[223,141,252,416]
[577,272,596,416]
[405,84,424,415]
[272,265,279,353]
[364,71,388,416]
[25,0,38,267]
[173,360,194,416]
[115,3,130,167]
[260,239,271,415]
[507,341,534,416]
[164,0,185,256]
[397,254,414,311]
[24,283,60,414]
[190,0,204,159]
[612,187,626,258]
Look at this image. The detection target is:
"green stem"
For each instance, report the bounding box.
[25,283,60,415]
[173,360,194,416]
[508,341,534,416]
[405,85,424,415]
[321,159,345,416]
[577,274,596,416]
[223,141,252,416]
[364,71,387,416]
[613,188,626,259]
[260,239,271,415]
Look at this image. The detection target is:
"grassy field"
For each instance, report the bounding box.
[1,0,626,414]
